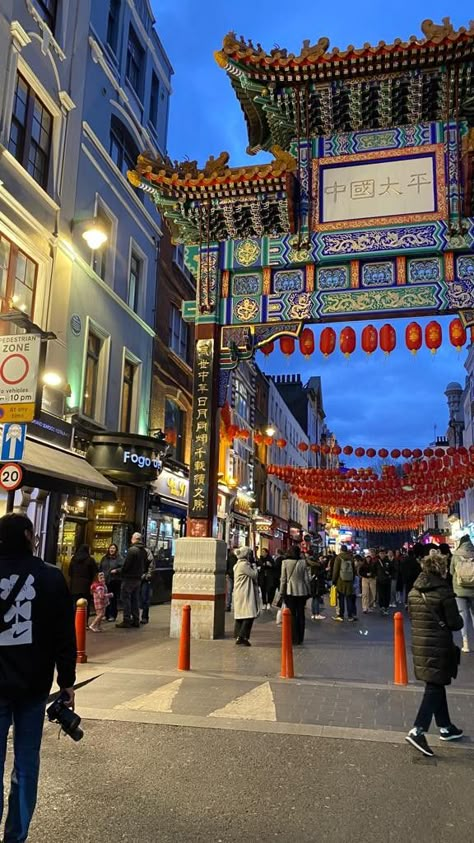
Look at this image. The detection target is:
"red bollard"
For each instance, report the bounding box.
[75,598,88,664]
[394,611,408,685]
[177,604,191,671]
[280,607,294,679]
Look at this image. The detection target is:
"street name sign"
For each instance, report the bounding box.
[0,423,26,462]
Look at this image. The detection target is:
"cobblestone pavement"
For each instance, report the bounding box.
[74,602,474,743]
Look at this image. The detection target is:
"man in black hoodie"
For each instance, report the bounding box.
[116,532,147,628]
[0,513,76,842]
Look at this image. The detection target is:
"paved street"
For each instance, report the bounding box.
[28,721,473,842]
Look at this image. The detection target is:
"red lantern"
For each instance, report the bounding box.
[361,324,378,355]
[425,320,442,354]
[320,327,336,357]
[412,448,422,459]
[424,447,434,457]
[340,326,356,358]
[260,341,274,356]
[254,433,263,445]
[298,442,309,452]
[264,436,274,446]
[227,425,238,440]
[380,324,396,355]
[276,438,287,448]
[239,429,250,440]
[299,327,315,357]
[310,444,320,453]
[449,318,467,351]
[355,447,365,457]
[391,449,401,459]
[402,448,412,459]
[280,336,295,356]
[405,322,422,355]
[366,448,376,458]
[378,448,389,459]
[343,445,353,456]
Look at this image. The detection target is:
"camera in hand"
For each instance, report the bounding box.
[47,692,84,742]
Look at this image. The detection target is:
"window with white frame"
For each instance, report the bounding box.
[169,304,189,362]
[82,324,109,422]
[107,0,121,53]
[128,250,141,312]
[120,358,137,432]
[234,378,249,422]
[126,25,144,98]
[32,0,57,32]
[90,204,112,283]
[9,72,53,190]
[0,234,37,319]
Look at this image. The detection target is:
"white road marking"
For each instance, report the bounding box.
[115,678,183,713]
[208,682,276,721]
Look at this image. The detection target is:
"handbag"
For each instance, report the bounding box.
[329,584,337,608]
[420,592,461,678]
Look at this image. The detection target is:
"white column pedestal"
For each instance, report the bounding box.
[170,537,227,639]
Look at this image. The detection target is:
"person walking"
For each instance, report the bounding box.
[99,543,123,622]
[89,572,112,633]
[225,547,237,612]
[0,513,76,841]
[332,544,356,622]
[376,550,392,615]
[359,552,377,613]
[450,534,474,653]
[388,550,398,607]
[308,555,327,620]
[405,551,464,756]
[233,547,259,646]
[116,532,146,629]
[69,544,97,619]
[258,549,276,610]
[401,548,422,608]
[140,545,155,625]
[280,545,311,644]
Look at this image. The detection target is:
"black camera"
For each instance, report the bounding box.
[47,692,84,742]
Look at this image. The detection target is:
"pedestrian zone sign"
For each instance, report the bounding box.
[0,423,26,462]
[0,335,41,423]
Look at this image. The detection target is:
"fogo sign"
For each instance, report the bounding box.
[0,334,41,423]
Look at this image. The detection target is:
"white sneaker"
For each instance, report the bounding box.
[462,640,470,653]
[311,614,316,620]
[315,614,326,620]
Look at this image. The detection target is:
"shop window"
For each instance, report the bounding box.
[149,72,159,129]
[128,250,141,312]
[165,398,186,463]
[106,0,121,53]
[120,359,136,432]
[90,205,112,282]
[169,304,189,362]
[32,0,57,32]
[0,234,37,319]
[83,331,102,418]
[9,73,53,190]
[110,115,140,179]
[126,25,144,98]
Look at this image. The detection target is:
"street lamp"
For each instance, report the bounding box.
[81,221,108,251]
[265,425,275,437]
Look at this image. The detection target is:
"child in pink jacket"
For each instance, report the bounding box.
[89,572,112,632]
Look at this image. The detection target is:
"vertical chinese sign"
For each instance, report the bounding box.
[188,338,215,522]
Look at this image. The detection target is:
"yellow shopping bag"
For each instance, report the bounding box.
[329,585,337,607]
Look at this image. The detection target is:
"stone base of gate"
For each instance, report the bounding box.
[169,537,227,639]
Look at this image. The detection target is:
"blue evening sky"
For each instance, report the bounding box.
[153,1,472,449]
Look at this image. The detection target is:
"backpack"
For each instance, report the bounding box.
[456,557,474,587]
[339,556,353,582]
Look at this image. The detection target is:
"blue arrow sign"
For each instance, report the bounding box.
[0,423,26,462]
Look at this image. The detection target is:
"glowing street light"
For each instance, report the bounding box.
[81,221,108,250]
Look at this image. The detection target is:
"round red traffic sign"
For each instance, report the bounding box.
[0,353,30,385]
[0,463,23,491]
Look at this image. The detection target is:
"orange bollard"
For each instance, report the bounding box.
[75,598,88,664]
[394,611,408,685]
[280,607,294,679]
[177,604,191,671]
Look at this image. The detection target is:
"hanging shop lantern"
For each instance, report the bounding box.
[264,436,274,446]
[412,448,422,459]
[320,327,336,357]
[391,449,401,459]
[310,444,320,453]
[276,438,287,448]
[405,322,422,355]
[299,327,315,357]
[260,341,274,356]
[449,318,467,351]
[401,448,412,459]
[355,447,365,457]
[280,336,295,356]
[425,320,442,354]
[298,442,309,452]
[254,433,263,445]
[343,445,353,456]
[366,448,376,458]
[380,324,396,355]
[227,425,239,440]
[361,324,378,355]
[340,326,356,358]
[378,448,389,459]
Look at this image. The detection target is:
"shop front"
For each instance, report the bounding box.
[253,515,274,555]
[85,432,166,561]
[148,466,189,562]
[230,492,254,548]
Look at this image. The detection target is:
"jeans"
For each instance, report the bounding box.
[121,580,140,624]
[378,580,391,610]
[311,596,322,615]
[140,580,152,621]
[225,577,234,610]
[455,596,474,643]
[106,579,121,620]
[414,682,451,732]
[234,618,254,640]
[285,595,307,644]
[337,592,355,619]
[0,697,47,842]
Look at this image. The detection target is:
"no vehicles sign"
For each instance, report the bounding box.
[0,335,41,420]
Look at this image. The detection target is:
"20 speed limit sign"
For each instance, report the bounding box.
[0,463,23,491]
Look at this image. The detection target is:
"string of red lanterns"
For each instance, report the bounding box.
[259,319,468,358]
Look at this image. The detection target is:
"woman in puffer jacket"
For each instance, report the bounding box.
[406,551,464,757]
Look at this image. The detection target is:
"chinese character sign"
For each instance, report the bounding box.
[188,339,215,519]
[319,154,436,224]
